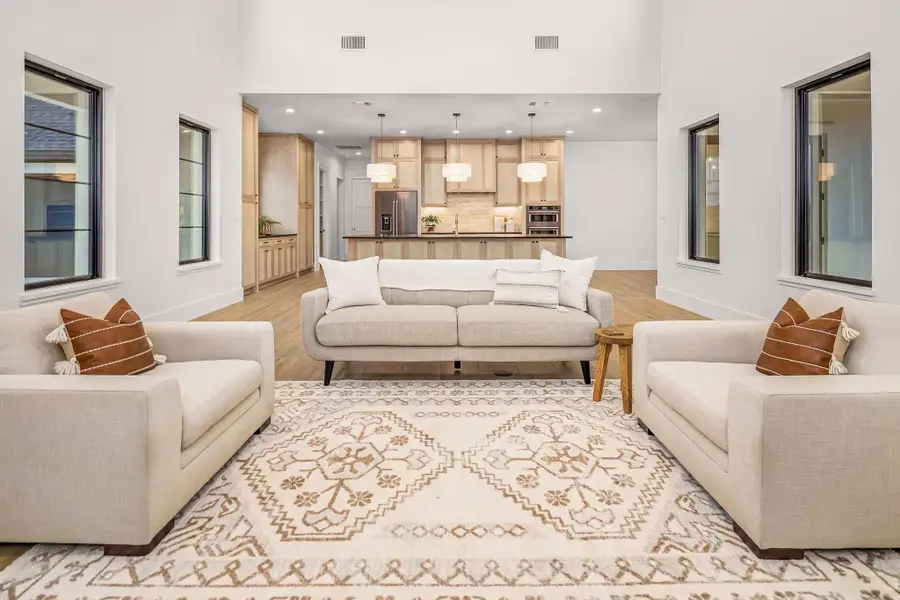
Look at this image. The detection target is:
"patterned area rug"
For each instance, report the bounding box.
[2,379,900,600]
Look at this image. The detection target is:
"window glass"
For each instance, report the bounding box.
[179,121,210,264]
[689,120,719,262]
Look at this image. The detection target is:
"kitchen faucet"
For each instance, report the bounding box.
[454,214,459,235]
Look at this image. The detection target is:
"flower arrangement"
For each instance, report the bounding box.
[421,214,441,232]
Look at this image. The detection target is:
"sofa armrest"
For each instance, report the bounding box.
[0,375,182,544]
[727,375,900,548]
[301,287,329,360]
[145,321,274,409]
[586,288,614,328]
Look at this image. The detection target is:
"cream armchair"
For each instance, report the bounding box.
[633,289,900,558]
[0,293,274,555]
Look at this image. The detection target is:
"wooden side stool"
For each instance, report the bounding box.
[593,324,635,413]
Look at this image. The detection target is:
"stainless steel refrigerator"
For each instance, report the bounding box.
[374,191,418,236]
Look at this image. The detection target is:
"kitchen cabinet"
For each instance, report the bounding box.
[421,141,447,207]
[257,235,298,287]
[347,236,568,261]
[371,138,421,191]
[457,240,486,260]
[380,240,404,259]
[241,104,259,291]
[430,240,458,259]
[519,137,564,204]
[298,205,314,270]
[484,239,508,260]
[508,239,533,260]
[354,239,378,260]
[495,161,519,206]
[446,141,496,193]
[406,241,430,260]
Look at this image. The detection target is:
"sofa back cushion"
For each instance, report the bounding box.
[378,259,541,307]
[800,289,900,374]
[0,292,113,375]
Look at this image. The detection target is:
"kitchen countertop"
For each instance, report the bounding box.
[345,233,571,239]
[259,233,298,239]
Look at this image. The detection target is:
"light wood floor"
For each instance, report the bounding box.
[199,269,702,382]
[0,270,700,573]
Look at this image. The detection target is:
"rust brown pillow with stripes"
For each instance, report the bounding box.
[756,297,859,376]
[45,298,166,375]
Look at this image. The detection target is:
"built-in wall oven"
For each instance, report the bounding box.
[526,205,560,235]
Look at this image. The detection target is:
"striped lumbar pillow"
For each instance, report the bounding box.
[491,269,564,310]
[46,298,165,375]
[756,297,859,376]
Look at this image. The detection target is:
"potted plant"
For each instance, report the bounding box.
[421,214,441,233]
[258,215,281,237]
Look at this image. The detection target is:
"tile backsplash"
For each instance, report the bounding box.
[420,195,523,233]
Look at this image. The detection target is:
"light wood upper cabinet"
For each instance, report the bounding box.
[446,140,496,193]
[395,158,420,190]
[375,140,396,162]
[541,139,562,159]
[519,137,564,204]
[242,105,258,199]
[495,141,520,207]
[544,159,561,203]
[395,140,418,159]
[298,139,314,207]
[422,162,447,206]
[371,138,421,191]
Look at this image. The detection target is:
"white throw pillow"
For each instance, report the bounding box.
[540,250,597,311]
[319,256,385,313]
[491,269,563,310]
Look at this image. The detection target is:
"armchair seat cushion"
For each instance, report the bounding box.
[646,361,763,452]
[457,304,599,347]
[315,305,458,347]
[145,360,262,449]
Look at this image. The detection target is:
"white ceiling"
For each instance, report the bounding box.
[244,93,658,159]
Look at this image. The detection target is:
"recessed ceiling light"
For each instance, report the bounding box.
[592,107,602,113]
[565,130,574,134]
[285,108,295,114]
[452,130,460,134]
[316,130,324,135]
[355,151,362,155]
[505,130,513,134]
[399,130,407,134]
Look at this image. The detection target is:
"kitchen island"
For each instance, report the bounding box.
[345,233,571,260]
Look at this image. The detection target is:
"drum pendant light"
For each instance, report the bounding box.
[442,113,472,182]
[517,112,547,182]
[366,113,397,183]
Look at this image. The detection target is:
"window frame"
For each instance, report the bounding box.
[688,116,720,264]
[24,60,103,291]
[795,59,872,288]
[178,118,211,265]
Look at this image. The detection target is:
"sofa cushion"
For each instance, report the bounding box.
[316,305,458,347]
[0,292,113,375]
[457,304,599,347]
[145,360,262,449]
[646,361,763,452]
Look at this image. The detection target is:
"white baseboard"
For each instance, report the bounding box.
[146,287,244,322]
[656,286,763,321]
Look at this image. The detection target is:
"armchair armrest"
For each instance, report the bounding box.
[586,288,614,328]
[0,375,182,544]
[727,376,900,549]
[301,287,329,360]
[145,321,274,410]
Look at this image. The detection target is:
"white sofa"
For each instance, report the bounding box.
[634,289,900,558]
[0,292,274,555]
[302,259,614,384]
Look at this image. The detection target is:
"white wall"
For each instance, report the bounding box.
[314,144,346,261]
[239,0,661,94]
[657,0,900,319]
[565,142,657,269]
[1,0,242,319]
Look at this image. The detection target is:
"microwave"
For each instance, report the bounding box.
[526,205,560,234]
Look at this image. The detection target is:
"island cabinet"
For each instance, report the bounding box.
[347,237,567,260]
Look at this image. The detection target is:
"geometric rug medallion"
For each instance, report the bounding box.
[2,379,899,600]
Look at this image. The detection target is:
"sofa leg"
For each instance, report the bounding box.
[637,419,653,436]
[580,361,591,385]
[255,418,271,435]
[454,360,461,370]
[104,517,175,556]
[324,361,335,386]
[733,522,804,560]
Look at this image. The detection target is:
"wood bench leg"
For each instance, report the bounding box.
[592,343,612,401]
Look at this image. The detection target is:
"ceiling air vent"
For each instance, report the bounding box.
[534,35,559,51]
[335,145,363,151]
[341,35,366,51]
[350,100,372,106]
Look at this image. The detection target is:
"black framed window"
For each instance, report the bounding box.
[179,120,210,264]
[688,118,720,263]
[24,61,102,290]
[796,60,872,287]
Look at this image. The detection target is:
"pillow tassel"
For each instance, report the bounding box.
[54,357,81,375]
[829,356,849,375]
[154,353,167,365]
[45,324,69,344]
[839,321,860,342]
